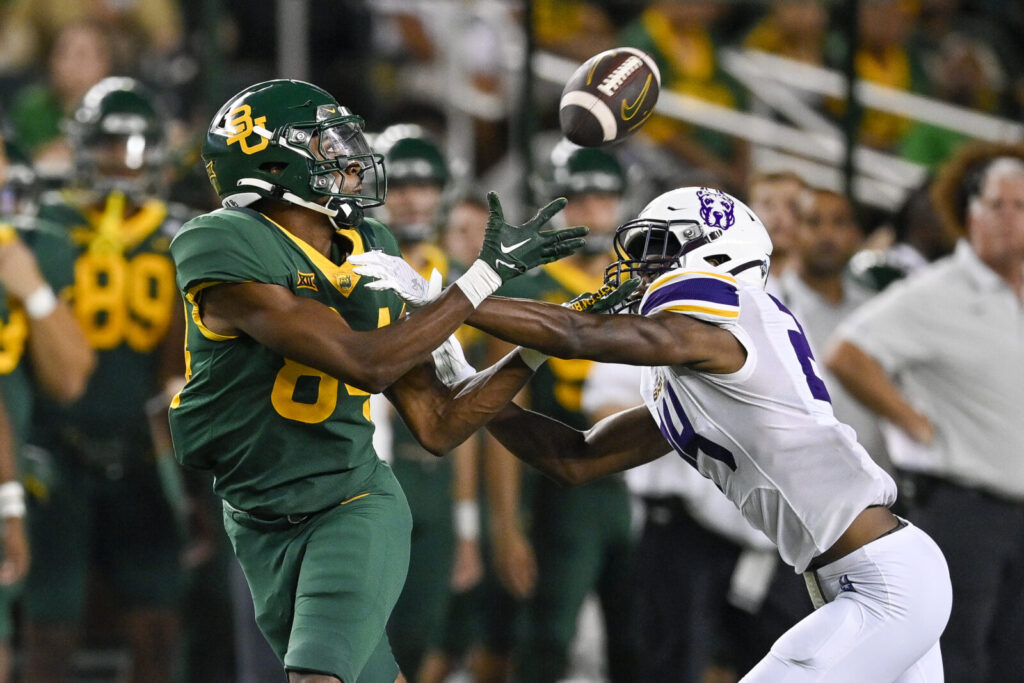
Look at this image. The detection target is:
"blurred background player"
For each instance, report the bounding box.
[22,77,191,683]
[0,132,94,681]
[482,140,637,683]
[371,123,485,679]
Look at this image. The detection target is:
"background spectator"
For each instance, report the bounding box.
[827,142,1024,682]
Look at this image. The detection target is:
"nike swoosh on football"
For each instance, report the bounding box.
[500,238,531,253]
[621,75,653,121]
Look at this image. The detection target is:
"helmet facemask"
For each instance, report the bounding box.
[257,110,385,228]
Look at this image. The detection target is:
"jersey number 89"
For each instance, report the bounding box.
[74,252,176,351]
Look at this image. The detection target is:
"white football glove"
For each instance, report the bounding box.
[348,250,443,307]
[432,334,476,387]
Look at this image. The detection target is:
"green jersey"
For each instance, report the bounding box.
[169,208,406,516]
[496,260,604,429]
[31,191,190,439]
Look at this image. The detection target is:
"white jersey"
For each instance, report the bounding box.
[637,268,896,572]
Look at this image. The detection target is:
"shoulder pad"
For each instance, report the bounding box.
[639,268,740,324]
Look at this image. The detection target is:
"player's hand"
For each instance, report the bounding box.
[0,517,29,585]
[477,192,588,283]
[348,250,443,307]
[900,409,936,445]
[492,523,537,598]
[565,277,641,314]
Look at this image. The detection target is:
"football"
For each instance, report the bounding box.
[559,47,661,147]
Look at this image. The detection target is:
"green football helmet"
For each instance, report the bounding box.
[375,124,448,187]
[373,124,448,241]
[539,140,627,254]
[548,141,626,199]
[202,79,385,228]
[67,76,166,197]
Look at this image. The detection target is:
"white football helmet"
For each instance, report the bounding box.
[605,186,773,289]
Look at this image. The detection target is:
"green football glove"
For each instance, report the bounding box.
[478,192,588,282]
[565,277,642,314]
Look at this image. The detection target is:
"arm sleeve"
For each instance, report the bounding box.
[638,269,740,324]
[170,216,272,294]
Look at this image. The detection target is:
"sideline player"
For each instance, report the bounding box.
[372,124,485,678]
[368,185,952,681]
[22,77,191,683]
[482,141,636,682]
[168,79,585,683]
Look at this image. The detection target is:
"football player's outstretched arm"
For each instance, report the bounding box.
[467,297,747,374]
[197,194,586,394]
[485,401,668,487]
[383,340,542,454]
[201,280,482,394]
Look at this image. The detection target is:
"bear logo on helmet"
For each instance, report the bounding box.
[697,187,735,230]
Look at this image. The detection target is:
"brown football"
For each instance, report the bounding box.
[559,47,661,147]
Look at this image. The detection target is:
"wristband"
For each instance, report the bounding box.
[516,346,550,371]
[453,260,502,308]
[454,500,480,541]
[24,285,58,319]
[0,481,25,519]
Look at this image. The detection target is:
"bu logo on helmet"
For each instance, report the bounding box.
[226,104,269,155]
[697,187,735,230]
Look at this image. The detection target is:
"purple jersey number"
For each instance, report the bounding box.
[769,295,832,403]
[657,380,737,471]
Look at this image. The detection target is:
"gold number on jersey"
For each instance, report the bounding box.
[270,306,391,423]
[271,358,340,423]
[0,308,28,374]
[548,357,593,413]
[74,252,176,351]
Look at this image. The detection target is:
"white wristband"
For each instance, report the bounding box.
[454,500,480,541]
[516,346,550,370]
[0,481,25,519]
[453,260,502,308]
[24,285,58,319]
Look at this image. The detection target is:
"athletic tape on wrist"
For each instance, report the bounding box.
[454,260,502,308]
[24,285,57,319]
[454,500,480,540]
[0,481,25,519]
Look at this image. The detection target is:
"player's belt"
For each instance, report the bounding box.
[223,492,373,530]
[223,500,321,529]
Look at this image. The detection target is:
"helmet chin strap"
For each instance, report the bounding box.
[233,179,362,228]
[281,191,363,229]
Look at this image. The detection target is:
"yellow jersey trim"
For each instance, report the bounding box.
[185,281,240,341]
[261,213,366,296]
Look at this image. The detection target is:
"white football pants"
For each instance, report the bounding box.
[743,521,951,682]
